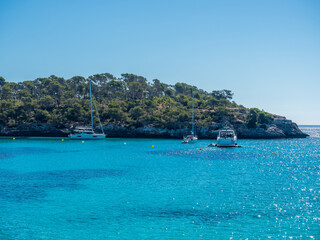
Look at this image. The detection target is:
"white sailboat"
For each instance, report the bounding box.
[68,81,106,140]
[182,91,198,144]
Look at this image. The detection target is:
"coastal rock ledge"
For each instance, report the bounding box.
[0,119,308,139]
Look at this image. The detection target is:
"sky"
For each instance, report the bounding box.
[0,0,319,124]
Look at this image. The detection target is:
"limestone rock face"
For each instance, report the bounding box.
[0,120,308,139]
[273,121,307,138]
[234,124,286,139]
[0,124,70,137]
[233,120,308,139]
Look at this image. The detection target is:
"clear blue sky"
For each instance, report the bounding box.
[1,0,319,124]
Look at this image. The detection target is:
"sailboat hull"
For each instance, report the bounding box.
[181,136,198,143]
[68,133,106,140]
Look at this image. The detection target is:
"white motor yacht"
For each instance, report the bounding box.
[216,130,237,147]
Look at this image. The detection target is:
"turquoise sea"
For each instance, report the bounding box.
[0,126,319,239]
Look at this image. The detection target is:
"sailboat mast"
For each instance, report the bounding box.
[90,81,94,131]
[192,90,195,135]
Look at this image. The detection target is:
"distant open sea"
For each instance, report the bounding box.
[0,126,319,239]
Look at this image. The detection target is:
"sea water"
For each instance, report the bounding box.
[0,126,319,239]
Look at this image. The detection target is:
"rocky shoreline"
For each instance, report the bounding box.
[0,120,308,139]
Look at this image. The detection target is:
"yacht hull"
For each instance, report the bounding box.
[217,144,237,147]
[217,139,236,147]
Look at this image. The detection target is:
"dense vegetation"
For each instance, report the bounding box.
[0,74,273,129]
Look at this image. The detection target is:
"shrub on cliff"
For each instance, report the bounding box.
[247,109,258,128]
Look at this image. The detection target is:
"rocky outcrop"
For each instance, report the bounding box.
[0,124,70,137]
[235,124,286,139]
[272,121,308,138]
[0,120,308,139]
[217,120,308,139]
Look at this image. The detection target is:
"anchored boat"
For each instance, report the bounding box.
[182,91,198,144]
[216,130,238,147]
[182,134,198,144]
[69,126,105,140]
[69,81,106,140]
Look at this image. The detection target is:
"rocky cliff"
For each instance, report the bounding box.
[0,120,308,139]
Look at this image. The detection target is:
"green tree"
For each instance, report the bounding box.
[39,96,56,110]
[0,76,5,87]
[129,106,144,120]
[35,109,51,122]
[248,109,258,128]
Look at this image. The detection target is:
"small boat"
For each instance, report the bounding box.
[182,91,198,144]
[69,81,106,140]
[69,126,105,140]
[215,130,238,147]
[182,134,198,144]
